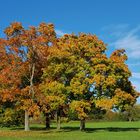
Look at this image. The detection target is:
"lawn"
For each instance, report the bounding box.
[0,121,140,140]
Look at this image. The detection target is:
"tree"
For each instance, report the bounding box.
[123,104,140,121]
[3,22,56,131]
[40,80,67,129]
[95,49,138,116]
[41,33,138,131]
[41,33,108,130]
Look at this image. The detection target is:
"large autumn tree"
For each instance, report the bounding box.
[41,33,138,130]
[40,33,107,130]
[3,22,56,131]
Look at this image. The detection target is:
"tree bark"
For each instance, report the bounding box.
[25,109,30,131]
[45,113,50,129]
[24,63,35,131]
[56,110,61,130]
[128,117,132,122]
[80,119,85,131]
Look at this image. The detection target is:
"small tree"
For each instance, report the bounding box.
[40,80,67,130]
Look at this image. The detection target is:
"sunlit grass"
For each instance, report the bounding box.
[0,121,140,140]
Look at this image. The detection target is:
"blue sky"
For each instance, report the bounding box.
[0,0,140,101]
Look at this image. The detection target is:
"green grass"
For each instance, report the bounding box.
[0,121,140,140]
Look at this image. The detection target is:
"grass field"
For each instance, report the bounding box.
[0,121,140,140]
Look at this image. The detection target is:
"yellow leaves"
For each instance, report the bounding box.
[113,88,135,106]
[109,49,131,78]
[49,44,70,60]
[43,95,66,112]
[110,49,127,62]
[71,83,87,95]
[58,33,107,61]
[69,70,90,96]
[46,95,65,105]
[2,108,14,123]
[96,98,113,110]
[92,74,105,86]
[40,80,66,112]
[70,100,91,120]
[94,63,108,74]
[105,76,116,86]
[40,80,66,96]
[96,88,135,110]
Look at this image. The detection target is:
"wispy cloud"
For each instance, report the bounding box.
[111,26,140,59]
[102,24,129,38]
[55,29,67,36]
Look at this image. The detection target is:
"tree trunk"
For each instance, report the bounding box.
[80,119,85,131]
[25,109,30,131]
[128,117,132,122]
[45,113,50,129]
[56,110,61,130]
[25,63,35,131]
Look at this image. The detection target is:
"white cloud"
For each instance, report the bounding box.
[111,26,140,59]
[55,29,66,36]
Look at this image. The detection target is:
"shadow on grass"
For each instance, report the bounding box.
[41,126,140,133]
[84,127,140,133]
[10,126,56,131]
[54,126,140,133]
[10,126,140,133]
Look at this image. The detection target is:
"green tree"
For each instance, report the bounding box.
[40,80,67,130]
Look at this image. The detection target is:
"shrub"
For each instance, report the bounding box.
[0,108,24,127]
